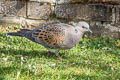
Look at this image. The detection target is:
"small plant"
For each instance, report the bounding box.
[8,25,20,29]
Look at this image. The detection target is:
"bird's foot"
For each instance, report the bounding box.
[55,52,62,59]
[47,51,51,57]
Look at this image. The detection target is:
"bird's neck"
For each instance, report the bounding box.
[75,27,84,34]
[73,27,84,40]
[68,28,83,47]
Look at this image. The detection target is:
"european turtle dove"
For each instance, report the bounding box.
[7,21,92,58]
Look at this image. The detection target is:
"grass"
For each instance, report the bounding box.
[0,26,120,80]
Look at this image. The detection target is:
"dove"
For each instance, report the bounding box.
[7,21,92,58]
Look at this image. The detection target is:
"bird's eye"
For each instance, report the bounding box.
[82,26,85,28]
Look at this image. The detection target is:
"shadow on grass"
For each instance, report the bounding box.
[0,48,58,59]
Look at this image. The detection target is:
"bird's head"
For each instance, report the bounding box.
[75,21,92,33]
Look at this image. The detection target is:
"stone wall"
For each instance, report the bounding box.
[0,0,120,38]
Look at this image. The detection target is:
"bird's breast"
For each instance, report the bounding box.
[60,33,83,49]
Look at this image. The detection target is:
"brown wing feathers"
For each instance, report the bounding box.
[32,25,66,47]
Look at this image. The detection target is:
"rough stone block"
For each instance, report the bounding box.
[0,16,21,24]
[16,2,27,17]
[89,0,120,4]
[90,22,120,38]
[55,4,112,21]
[29,0,56,4]
[27,1,51,19]
[29,0,88,4]
[56,0,120,4]
[55,4,92,20]
[115,5,120,24]
[56,0,89,4]
[19,18,60,28]
[30,0,120,4]
[89,4,112,21]
[0,0,26,17]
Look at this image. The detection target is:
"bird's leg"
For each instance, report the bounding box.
[48,49,61,58]
[47,51,51,57]
[55,51,61,59]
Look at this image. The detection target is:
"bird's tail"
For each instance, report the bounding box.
[6,29,31,37]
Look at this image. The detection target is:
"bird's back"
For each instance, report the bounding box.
[25,23,74,49]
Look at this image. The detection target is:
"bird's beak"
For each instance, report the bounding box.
[88,29,92,33]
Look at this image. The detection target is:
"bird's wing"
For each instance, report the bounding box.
[31,23,67,48]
